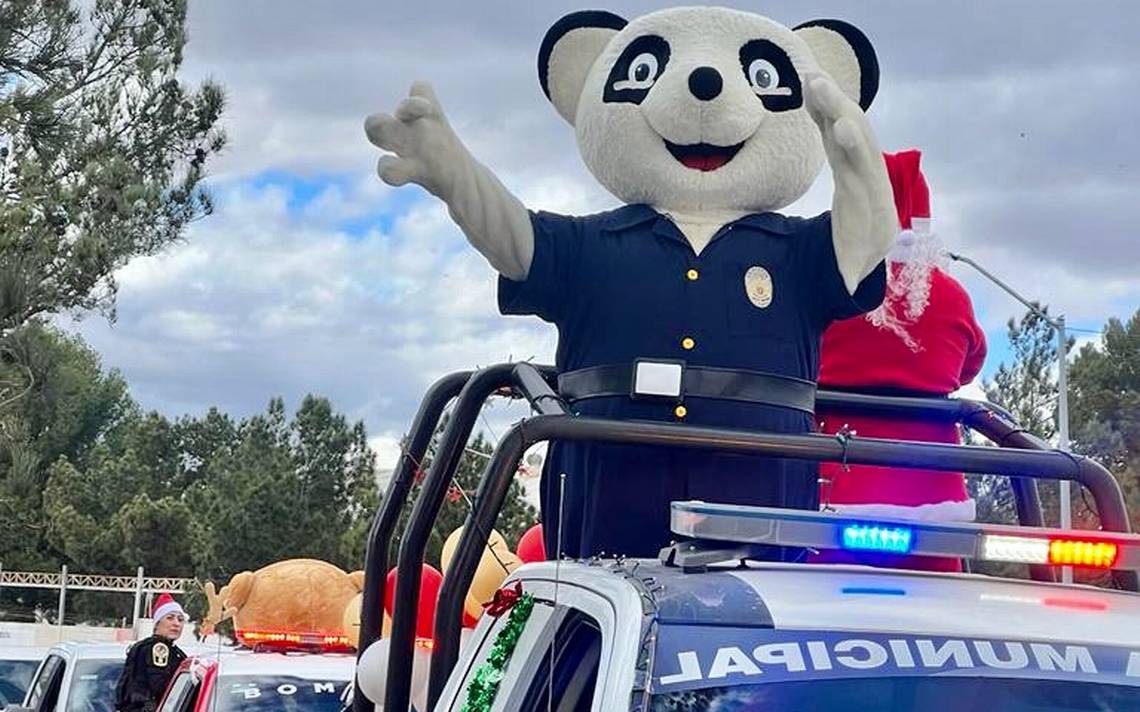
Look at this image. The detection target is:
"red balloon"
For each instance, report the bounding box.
[384,564,443,640]
[516,524,546,563]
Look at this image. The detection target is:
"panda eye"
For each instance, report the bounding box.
[738,39,802,111]
[615,52,660,91]
[747,59,786,95]
[604,35,670,105]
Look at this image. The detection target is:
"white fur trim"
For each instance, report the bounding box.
[153,600,186,621]
[824,499,977,523]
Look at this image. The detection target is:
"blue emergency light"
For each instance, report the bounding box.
[841,524,913,554]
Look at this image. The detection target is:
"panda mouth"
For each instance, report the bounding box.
[664,140,744,172]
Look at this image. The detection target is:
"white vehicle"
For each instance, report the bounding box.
[430,505,1140,711]
[10,642,128,712]
[0,646,48,709]
[355,364,1140,712]
[157,645,355,712]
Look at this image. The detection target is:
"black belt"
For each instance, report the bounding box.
[557,362,817,415]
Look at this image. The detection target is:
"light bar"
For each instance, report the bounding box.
[236,629,355,651]
[670,501,1140,571]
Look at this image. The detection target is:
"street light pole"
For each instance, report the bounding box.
[946,252,1073,584]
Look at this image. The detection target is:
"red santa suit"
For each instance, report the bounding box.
[813,149,987,571]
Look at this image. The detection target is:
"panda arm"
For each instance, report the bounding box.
[442,153,535,280]
[804,74,896,294]
[365,81,534,280]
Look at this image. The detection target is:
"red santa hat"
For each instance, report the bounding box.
[152,592,186,621]
[862,149,950,350]
[882,148,930,233]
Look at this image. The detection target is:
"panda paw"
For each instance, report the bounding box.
[802,72,881,181]
[364,81,466,198]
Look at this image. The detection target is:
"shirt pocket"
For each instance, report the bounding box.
[723,255,795,340]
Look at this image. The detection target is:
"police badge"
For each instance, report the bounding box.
[744,266,774,308]
[151,641,169,667]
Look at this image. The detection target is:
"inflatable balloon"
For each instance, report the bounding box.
[355,638,390,704]
[516,524,545,563]
[410,643,432,712]
[342,593,362,648]
[340,592,396,649]
[440,527,522,623]
[383,564,443,640]
[441,526,508,572]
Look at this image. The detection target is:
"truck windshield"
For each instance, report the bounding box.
[65,660,124,712]
[649,677,1140,711]
[0,659,40,707]
[215,675,350,712]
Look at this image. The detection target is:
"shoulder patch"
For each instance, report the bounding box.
[151,641,169,667]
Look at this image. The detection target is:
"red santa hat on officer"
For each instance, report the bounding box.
[865,149,949,351]
[152,593,185,621]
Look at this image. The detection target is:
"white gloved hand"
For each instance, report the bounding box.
[365,82,534,280]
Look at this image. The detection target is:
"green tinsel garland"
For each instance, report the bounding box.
[459,592,536,712]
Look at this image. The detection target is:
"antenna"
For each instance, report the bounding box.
[548,472,566,712]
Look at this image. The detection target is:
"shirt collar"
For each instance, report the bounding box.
[600,204,798,235]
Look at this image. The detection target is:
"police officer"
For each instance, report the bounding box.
[115,593,188,712]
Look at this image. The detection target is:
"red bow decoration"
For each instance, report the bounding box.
[482,581,523,618]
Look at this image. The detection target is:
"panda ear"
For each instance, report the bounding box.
[538,10,627,125]
[793,19,880,111]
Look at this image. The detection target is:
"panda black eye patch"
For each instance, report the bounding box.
[603,35,670,105]
[739,39,801,112]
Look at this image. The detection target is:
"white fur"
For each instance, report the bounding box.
[575,8,827,215]
[825,499,978,523]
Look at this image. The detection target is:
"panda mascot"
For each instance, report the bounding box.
[365,7,897,560]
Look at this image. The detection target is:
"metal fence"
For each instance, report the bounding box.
[0,565,196,632]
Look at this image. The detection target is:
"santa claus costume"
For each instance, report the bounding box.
[813,148,987,572]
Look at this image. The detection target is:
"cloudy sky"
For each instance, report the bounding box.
[61,1,1140,480]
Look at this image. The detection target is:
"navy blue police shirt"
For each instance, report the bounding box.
[498,204,887,559]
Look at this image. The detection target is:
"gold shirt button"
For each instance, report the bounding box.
[686,269,699,281]
[674,405,688,418]
[681,337,695,350]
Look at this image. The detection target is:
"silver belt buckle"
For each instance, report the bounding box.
[631,359,686,401]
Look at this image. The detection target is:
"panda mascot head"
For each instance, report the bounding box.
[538,7,879,215]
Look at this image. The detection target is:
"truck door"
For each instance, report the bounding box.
[437,578,630,712]
[156,669,198,712]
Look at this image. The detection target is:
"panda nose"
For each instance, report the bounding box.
[688,66,723,101]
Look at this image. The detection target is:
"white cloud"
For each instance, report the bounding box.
[61,177,559,439]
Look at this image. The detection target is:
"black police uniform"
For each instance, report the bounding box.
[114,635,186,712]
[498,204,887,559]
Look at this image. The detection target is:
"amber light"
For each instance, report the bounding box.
[1047,540,1119,568]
